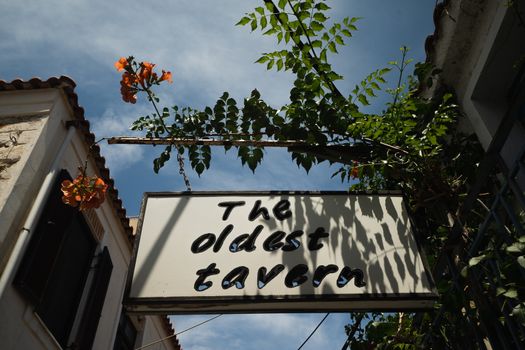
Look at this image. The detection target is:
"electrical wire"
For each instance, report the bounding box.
[134,314,223,350]
[296,313,330,350]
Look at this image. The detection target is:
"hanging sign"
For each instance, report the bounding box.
[125,191,437,314]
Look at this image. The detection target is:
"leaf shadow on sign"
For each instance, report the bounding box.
[132,197,189,297]
[277,194,337,297]
[354,195,418,295]
[273,194,430,303]
[383,196,431,293]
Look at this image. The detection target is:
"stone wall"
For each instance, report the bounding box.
[0,113,47,272]
[0,114,46,195]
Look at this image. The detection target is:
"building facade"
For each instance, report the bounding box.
[0,77,181,350]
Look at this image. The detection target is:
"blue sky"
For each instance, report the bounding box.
[1,0,435,348]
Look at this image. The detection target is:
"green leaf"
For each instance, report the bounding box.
[315,3,330,11]
[320,49,327,62]
[250,19,257,31]
[278,12,289,24]
[357,94,369,106]
[511,303,525,326]
[277,31,283,43]
[226,97,237,106]
[236,16,251,26]
[260,15,267,29]
[310,21,324,31]
[270,13,278,27]
[506,242,525,253]
[195,163,205,176]
[247,158,258,172]
[341,29,352,37]
[518,255,525,269]
[370,82,380,90]
[365,88,376,97]
[255,6,264,15]
[496,287,506,296]
[255,55,270,64]
[276,59,283,71]
[313,12,327,22]
[328,41,337,53]
[298,10,309,22]
[503,288,518,299]
[278,0,287,10]
[469,254,486,267]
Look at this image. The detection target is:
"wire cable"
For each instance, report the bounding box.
[296,313,330,350]
[135,314,223,350]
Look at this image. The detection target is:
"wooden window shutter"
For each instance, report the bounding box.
[74,246,113,350]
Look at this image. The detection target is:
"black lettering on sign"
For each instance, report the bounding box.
[191,233,216,253]
[218,201,246,220]
[285,264,309,288]
[273,199,292,221]
[282,230,303,251]
[263,231,286,251]
[194,263,220,291]
[213,224,234,252]
[229,225,263,252]
[222,266,249,289]
[337,267,366,288]
[257,264,285,289]
[308,227,329,251]
[248,200,270,221]
[312,264,339,287]
[229,233,248,253]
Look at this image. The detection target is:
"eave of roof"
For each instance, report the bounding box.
[424,0,450,66]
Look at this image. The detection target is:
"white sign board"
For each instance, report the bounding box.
[125,192,436,314]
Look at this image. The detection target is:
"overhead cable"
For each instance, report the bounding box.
[134,314,223,350]
[297,313,330,350]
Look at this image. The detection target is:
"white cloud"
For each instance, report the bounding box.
[97,144,144,174]
[89,105,152,173]
[1,0,294,107]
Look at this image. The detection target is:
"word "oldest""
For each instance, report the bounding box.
[191,199,328,254]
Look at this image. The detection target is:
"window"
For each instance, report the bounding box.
[113,313,138,350]
[15,170,113,349]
